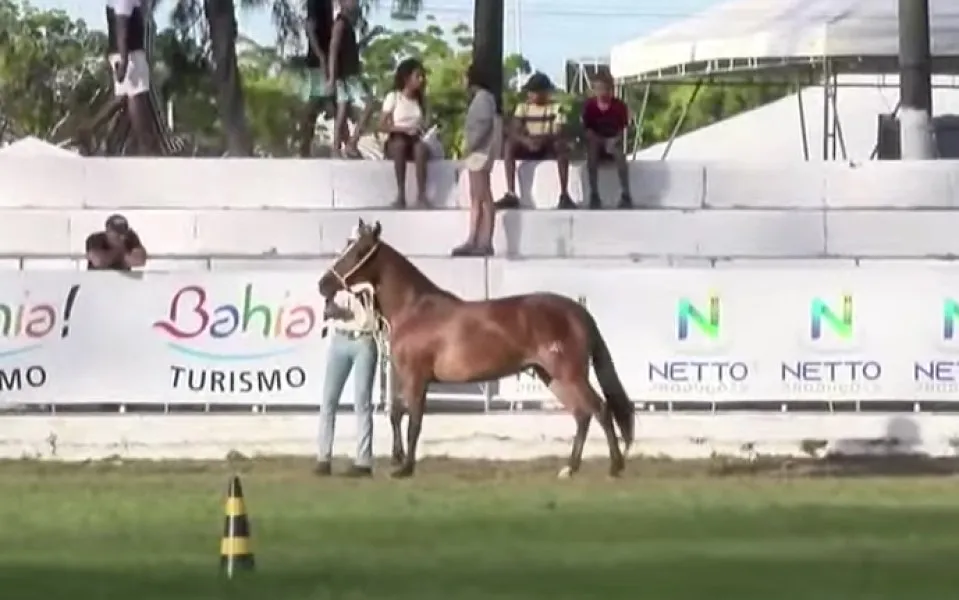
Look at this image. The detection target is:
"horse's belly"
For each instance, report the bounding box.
[433,345,523,383]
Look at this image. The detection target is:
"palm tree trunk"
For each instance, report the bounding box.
[204,0,253,155]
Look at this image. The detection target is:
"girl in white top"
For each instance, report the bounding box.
[379,58,431,209]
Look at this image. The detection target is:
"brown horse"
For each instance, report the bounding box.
[317,218,635,479]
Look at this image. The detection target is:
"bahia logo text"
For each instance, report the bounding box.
[151,284,317,395]
[0,284,80,393]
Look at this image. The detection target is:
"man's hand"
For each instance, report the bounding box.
[114,55,128,83]
[324,304,353,321]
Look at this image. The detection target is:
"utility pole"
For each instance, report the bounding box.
[898,0,936,159]
[472,0,505,108]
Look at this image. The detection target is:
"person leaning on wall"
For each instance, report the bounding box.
[85,214,148,271]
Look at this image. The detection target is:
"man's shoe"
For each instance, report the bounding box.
[343,464,373,478]
[495,193,521,209]
[557,193,577,209]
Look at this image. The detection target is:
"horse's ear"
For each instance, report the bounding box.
[372,220,382,238]
[357,217,366,230]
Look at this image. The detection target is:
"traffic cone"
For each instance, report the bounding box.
[220,475,254,576]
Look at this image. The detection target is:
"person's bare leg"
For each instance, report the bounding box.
[476,169,495,252]
[554,138,571,196]
[76,96,124,153]
[333,101,350,156]
[412,141,430,207]
[503,139,518,196]
[453,170,483,255]
[298,98,323,157]
[347,100,374,156]
[126,94,159,156]
[387,137,409,208]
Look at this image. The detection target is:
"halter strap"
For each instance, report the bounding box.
[325,238,381,290]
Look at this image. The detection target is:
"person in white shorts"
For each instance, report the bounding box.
[97,0,156,154]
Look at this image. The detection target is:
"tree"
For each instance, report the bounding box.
[0,0,104,142]
[163,0,423,156]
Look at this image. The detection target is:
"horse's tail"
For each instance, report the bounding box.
[586,311,635,454]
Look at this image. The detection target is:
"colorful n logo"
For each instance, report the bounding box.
[677,295,719,340]
[810,295,852,340]
[943,298,959,339]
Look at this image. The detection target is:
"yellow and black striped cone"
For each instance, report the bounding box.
[220,475,254,576]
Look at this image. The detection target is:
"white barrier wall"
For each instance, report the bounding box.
[5,263,959,407]
[2,157,959,209]
[3,158,959,260]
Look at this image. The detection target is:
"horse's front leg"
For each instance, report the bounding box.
[392,375,427,479]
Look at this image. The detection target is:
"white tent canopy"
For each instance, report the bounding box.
[632,74,959,161]
[611,0,959,81]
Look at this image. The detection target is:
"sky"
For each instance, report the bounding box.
[34,0,721,81]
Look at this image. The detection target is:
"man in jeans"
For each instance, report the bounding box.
[315,248,379,477]
[495,72,575,209]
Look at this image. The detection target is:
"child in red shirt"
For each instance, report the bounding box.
[581,72,632,208]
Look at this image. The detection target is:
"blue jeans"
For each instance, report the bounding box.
[318,330,379,467]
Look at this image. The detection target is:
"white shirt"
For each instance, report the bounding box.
[107,0,141,16]
[327,284,378,333]
[382,91,424,131]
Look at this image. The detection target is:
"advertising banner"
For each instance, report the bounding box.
[491,262,959,403]
[5,265,959,406]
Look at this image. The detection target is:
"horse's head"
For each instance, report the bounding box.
[318,218,383,300]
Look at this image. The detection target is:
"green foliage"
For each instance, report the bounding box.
[0,0,104,139]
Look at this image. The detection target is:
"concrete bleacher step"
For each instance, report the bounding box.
[4,157,959,211]
[3,206,959,260]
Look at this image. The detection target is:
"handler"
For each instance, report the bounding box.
[315,228,380,477]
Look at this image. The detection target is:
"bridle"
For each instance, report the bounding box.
[325,235,381,290]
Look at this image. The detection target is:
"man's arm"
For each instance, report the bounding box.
[327,18,346,82]
[123,232,148,268]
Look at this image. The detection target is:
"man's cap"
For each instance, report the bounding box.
[105,214,129,233]
[522,72,554,93]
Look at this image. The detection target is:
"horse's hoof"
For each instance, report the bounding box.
[390,453,406,466]
[557,466,573,479]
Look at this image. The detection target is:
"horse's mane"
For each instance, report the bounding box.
[380,242,459,301]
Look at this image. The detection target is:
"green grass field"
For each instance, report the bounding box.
[0,456,957,600]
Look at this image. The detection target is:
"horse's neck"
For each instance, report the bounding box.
[378,246,457,323]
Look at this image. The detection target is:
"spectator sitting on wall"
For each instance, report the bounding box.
[85,214,147,270]
[379,58,432,209]
[582,72,633,209]
[495,72,574,210]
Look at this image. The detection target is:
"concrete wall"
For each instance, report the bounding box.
[2,158,959,262]
[5,412,958,461]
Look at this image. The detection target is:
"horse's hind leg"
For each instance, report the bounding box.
[389,401,406,466]
[558,408,591,479]
[552,378,625,478]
